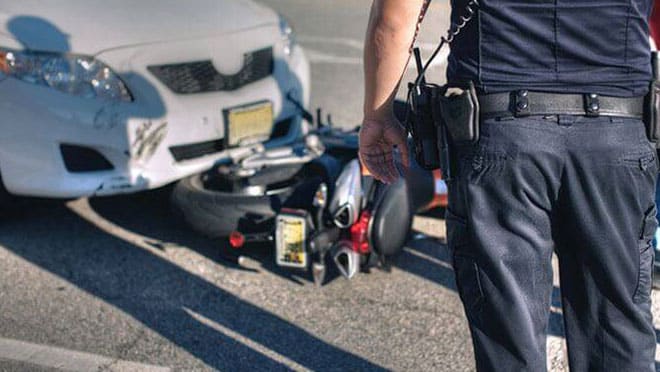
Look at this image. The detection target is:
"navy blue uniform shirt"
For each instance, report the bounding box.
[447,0,654,97]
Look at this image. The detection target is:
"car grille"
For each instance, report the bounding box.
[148,47,274,94]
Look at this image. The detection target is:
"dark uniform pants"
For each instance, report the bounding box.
[446,115,658,371]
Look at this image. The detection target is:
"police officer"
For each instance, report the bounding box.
[359,0,658,370]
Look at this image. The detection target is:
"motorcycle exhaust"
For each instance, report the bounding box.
[328,159,362,228]
[332,241,360,279]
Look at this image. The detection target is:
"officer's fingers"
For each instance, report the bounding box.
[395,141,410,168]
[376,152,397,183]
[372,164,391,183]
[359,155,379,180]
[376,157,396,184]
[374,151,397,184]
[385,122,410,168]
[384,156,400,183]
[360,152,389,183]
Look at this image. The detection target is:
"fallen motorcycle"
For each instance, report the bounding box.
[172,110,447,285]
[262,154,446,285]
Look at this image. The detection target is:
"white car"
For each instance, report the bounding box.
[0,0,310,198]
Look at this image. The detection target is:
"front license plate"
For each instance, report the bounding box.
[224,101,274,147]
[275,212,308,269]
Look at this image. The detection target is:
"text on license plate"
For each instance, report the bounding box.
[276,214,308,269]
[225,101,274,147]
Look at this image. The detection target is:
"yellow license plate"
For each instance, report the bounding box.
[275,213,308,269]
[225,101,274,147]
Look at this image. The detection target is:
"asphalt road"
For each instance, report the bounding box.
[1,1,659,371]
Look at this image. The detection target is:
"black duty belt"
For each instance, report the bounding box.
[478,90,645,119]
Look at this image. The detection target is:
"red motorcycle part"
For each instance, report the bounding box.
[350,210,372,254]
[651,3,660,45]
[229,231,245,249]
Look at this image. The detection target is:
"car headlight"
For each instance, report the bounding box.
[278,15,296,56]
[0,49,133,102]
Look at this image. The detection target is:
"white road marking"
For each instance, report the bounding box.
[546,335,568,371]
[305,48,448,70]
[304,49,362,65]
[300,36,449,69]
[402,247,453,270]
[183,308,312,372]
[299,35,442,53]
[0,337,170,372]
[298,35,364,50]
[550,305,562,314]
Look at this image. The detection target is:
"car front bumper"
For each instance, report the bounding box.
[0,35,310,198]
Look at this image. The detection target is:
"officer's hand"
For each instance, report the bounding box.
[358,114,410,184]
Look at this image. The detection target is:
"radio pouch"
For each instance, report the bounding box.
[645,82,660,147]
[437,81,480,144]
[403,0,480,173]
[406,82,442,170]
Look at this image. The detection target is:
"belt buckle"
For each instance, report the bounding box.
[584,93,600,117]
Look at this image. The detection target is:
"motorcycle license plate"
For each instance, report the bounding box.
[224,101,273,147]
[275,210,308,269]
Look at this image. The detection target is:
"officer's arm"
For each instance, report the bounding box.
[363,0,427,122]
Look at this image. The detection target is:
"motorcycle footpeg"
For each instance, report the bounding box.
[312,262,326,287]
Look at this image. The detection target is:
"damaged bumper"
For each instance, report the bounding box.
[0,41,310,198]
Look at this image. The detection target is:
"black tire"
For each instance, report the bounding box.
[171,172,297,239]
[370,178,414,257]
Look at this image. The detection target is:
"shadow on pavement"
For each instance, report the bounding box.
[80,154,660,369]
[0,197,386,371]
[87,186,339,286]
[3,193,658,369]
[395,235,568,339]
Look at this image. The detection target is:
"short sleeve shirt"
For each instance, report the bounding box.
[447,0,654,97]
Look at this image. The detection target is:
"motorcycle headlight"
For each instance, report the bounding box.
[278,15,296,56]
[0,49,133,102]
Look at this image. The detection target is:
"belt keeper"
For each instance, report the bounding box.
[513,90,530,117]
[585,93,600,117]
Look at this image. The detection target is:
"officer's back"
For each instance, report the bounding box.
[449,0,653,96]
[359,1,659,370]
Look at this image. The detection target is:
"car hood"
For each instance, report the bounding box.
[0,0,278,55]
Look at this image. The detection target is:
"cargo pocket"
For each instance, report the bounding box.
[633,205,658,304]
[453,253,485,318]
[446,210,485,318]
[621,152,657,173]
[446,209,469,250]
